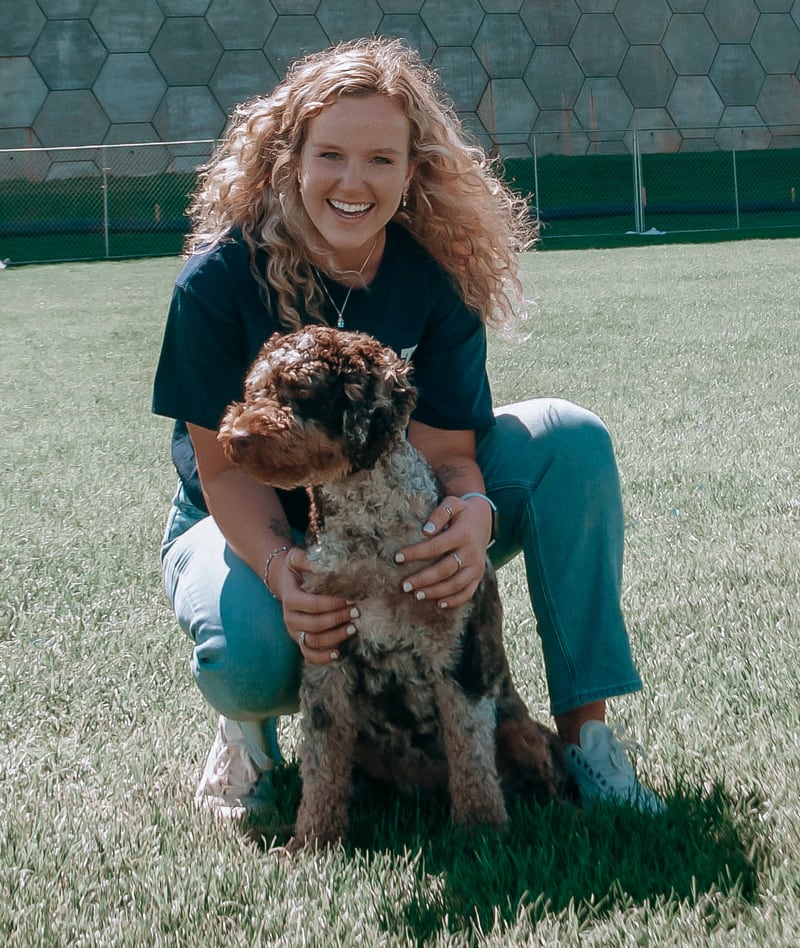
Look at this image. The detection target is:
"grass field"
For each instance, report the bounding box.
[1,240,798,945]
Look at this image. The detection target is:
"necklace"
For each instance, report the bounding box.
[314,237,380,329]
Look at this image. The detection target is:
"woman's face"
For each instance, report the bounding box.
[298,94,415,270]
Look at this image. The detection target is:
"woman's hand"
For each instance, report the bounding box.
[270,548,360,665]
[393,493,493,609]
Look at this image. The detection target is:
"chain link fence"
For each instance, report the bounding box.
[505,126,800,247]
[2,129,799,265]
[0,140,214,265]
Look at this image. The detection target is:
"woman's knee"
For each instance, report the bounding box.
[481,398,618,488]
[511,397,612,454]
[190,616,301,719]
[163,516,301,719]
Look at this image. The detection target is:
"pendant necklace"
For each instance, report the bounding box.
[314,237,380,329]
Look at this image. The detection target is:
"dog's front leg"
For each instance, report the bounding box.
[434,679,508,829]
[290,665,357,852]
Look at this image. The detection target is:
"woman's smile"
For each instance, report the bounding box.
[328,198,374,218]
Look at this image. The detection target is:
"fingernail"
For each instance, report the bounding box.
[439,601,448,609]
[346,624,357,636]
[346,599,357,605]
[402,581,413,593]
[330,650,339,661]
[350,607,360,619]
[423,521,436,534]
[415,590,426,600]
[394,552,405,564]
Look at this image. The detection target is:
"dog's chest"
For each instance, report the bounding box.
[340,643,451,780]
[303,443,443,603]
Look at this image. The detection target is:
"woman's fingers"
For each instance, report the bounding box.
[393,495,488,606]
[284,588,360,665]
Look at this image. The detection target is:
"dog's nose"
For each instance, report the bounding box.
[221,427,255,461]
[229,427,253,447]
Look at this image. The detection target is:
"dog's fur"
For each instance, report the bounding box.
[218,326,574,849]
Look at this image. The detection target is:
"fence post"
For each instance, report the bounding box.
[632,128,645,234]
[730,128,741,230]
[531,133,541,235]
[101,147,110,259]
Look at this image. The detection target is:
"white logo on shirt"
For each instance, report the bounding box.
[400,345,418,363]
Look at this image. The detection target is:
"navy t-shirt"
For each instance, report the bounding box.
[152,222,495,529]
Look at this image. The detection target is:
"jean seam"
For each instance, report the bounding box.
[520,493,579,710]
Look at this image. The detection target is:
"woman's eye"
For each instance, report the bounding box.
[320,151,340,160]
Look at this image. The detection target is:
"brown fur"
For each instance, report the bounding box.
[219,326,575,849]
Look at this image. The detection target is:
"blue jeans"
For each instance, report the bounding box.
[160,398,642,721]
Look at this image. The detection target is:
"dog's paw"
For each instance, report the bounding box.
[451,795,508,830]
[285,829,344,855]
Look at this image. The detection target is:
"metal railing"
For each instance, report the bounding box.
[2,128,799,264]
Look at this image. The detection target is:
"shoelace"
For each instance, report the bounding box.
[608,723,648,765]
[567,724,645,785]
[208,739,263,801]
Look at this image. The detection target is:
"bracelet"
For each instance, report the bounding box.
[460,492,499,549]
[263,544,290,595]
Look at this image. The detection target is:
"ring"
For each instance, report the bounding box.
[298,631,306,649]
[452,552,463,570]
[444,505,453,520]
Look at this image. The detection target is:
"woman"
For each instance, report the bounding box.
[153,37,661,819]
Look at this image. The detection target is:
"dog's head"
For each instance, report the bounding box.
[218,326,417,489]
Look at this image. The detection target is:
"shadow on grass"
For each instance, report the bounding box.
[252,766,766,941]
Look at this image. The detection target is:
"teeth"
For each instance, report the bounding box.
[330,199,371,213]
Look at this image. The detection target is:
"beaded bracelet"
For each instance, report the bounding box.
[263,544,290,595]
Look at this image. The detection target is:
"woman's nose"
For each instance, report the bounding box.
[339,160,364,190]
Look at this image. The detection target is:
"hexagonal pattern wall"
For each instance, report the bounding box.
[5,0,800,160]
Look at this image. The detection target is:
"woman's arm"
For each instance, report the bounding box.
[188,423,357,664]
[396,419,495,609]
[188,423,291,575]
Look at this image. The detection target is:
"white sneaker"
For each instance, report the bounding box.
[194,716,281,820]
[566,720,664,814]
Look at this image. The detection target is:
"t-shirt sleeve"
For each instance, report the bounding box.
[152,251,254,431]
[409,289,495,431]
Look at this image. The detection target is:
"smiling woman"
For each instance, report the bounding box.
[298,96,414,277]
[152,36,663,824]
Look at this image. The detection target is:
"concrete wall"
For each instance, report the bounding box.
[3,0,800,161]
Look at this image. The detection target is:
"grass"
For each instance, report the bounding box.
[1,240,798,945]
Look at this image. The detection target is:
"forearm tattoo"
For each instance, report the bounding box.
[270,516,292,543]
[432,462,471,496]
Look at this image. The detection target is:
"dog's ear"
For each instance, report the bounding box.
[342,351,417,470]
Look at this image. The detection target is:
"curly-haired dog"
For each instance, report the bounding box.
[218,326,574,849]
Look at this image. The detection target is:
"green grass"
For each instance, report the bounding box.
[1,241,799,945]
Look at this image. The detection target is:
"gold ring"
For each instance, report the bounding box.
[452,552,463,570]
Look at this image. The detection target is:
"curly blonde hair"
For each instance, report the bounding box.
[186,36,535,332]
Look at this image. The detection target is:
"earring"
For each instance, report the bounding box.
[401,184,409,208]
